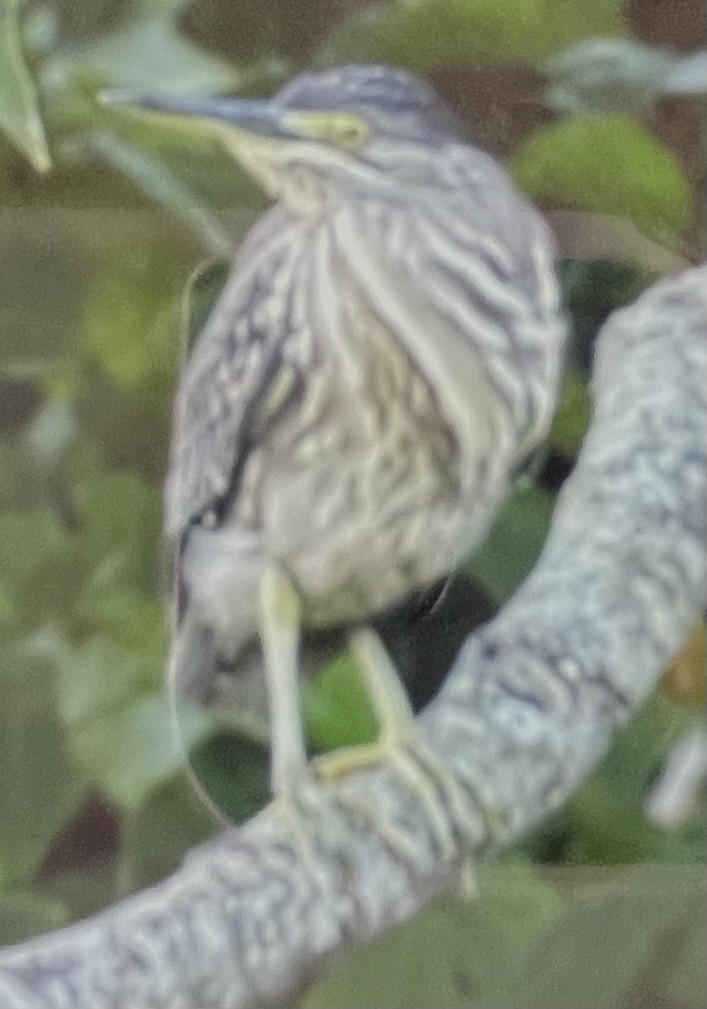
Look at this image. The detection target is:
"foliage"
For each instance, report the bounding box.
[316,0,626,70]
[0,0,704,1006]
[303,864,705,1009]
[510,114,692,242]
[0,0,51,171]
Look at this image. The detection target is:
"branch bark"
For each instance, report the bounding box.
[1,265,705,1009]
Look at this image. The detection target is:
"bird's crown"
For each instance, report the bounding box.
[276,63,440,116]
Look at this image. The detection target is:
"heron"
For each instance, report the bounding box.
[116,64,566,837]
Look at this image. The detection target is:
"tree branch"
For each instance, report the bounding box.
[1,265,705,1009]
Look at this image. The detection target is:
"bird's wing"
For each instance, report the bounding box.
[164,205,307,539]
[334,147,565,471]
[438,143,562,317]
[421,146,566,459]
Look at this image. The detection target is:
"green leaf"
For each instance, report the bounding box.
[80,590,166,663]
[86,132,232,256]
[304,865,705,1009]
[659,903,707,1008]
[120,774,218,891]
[436,863,566,1007]
[89,105,264,236]
[550,372,591,457]
[317,0,625,70]
[52,633,157,727]
[303,899,464,1009]
[510,115,691,243]
[543,38,677,115]
[0,0,51,171]
[466,483,556,603]
[47,631,208,810]
[0,436,40,513]
[303,653,378,752]
[517,865,706,1008]
[303,864,564,1009]
[0,645,87,884]
[155,733,269,834]
[182,257,230,356]
[74,472,162,596]
[559,259,650,373]
[0,890,68,946]
[46,637,171,805]
[36,862,119,926]
[71,690,210,811]
[0,212,86,372]
[0,509,80,624]
[565,694,706,865]
[78,237,182,393]
[46,0,238,95]
[71,364,170,483]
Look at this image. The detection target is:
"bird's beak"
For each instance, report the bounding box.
[101,91,294,140]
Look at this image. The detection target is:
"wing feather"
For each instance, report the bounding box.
[165,206,306,538]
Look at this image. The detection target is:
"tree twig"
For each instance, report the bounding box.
[0,265,705,1009]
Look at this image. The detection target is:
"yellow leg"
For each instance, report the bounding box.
[260,563,346,864]
[317,627,478,882]
[259,563,307,798]
[316,627,415,777]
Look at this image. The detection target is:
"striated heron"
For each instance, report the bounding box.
[119,64,566,836]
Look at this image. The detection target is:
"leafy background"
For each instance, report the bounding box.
[0,0,705,1005]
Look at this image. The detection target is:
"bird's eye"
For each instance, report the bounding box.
[283,110,370,149]
[330,116,370,149]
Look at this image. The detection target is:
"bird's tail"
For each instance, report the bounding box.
[166,614,233,825]
[166,608,271,824]
[166,525,267,821]
[167,609,221,705]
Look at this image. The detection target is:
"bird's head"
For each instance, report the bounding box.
[107,64,462,210]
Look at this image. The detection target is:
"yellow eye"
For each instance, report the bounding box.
[330,116,370,149]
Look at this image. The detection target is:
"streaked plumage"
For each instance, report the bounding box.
[133,65,565,800]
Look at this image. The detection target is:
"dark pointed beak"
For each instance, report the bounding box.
[101,91,293,139]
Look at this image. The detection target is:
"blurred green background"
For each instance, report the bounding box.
[0,0,705,1005]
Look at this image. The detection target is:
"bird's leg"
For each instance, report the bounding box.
[259,563,308,798]
[259,579,475,885]
[317,627,415,776]
[259,567,404,865]
[317,627,477,887]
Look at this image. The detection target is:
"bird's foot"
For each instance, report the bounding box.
[312,627,478,894]
[267,767,329,857]
[315,730,477,898]
[266,766,413,874]
[313,739,390,778]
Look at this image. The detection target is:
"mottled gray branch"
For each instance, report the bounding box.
[1,266,705,1009]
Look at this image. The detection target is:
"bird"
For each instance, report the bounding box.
[116,64,566,829]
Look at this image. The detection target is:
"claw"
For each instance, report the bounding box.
[259,576,476,893]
